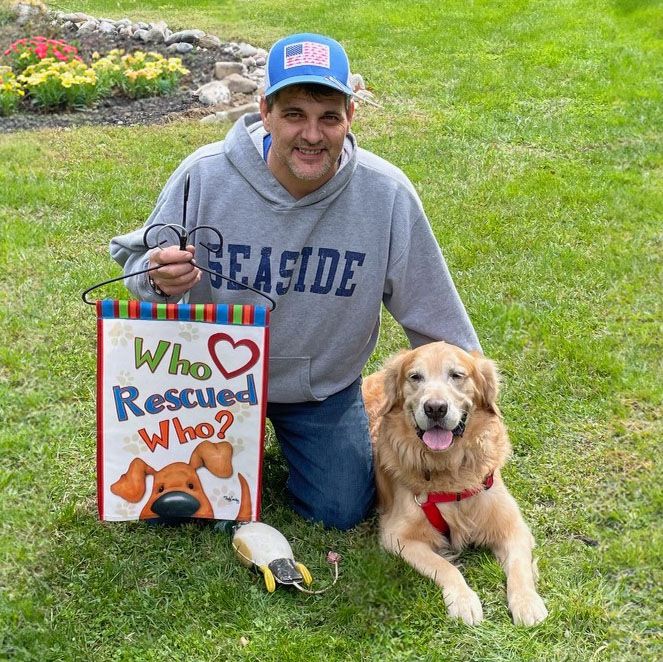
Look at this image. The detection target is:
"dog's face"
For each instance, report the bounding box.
[111,440,234,519]
[143,462,211,519]
[381,342,500,452]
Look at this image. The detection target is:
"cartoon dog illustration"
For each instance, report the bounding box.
[111,440,252,521]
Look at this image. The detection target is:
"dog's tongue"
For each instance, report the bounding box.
[422,427,454,451]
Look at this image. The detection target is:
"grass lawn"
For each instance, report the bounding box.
[1,0,661,660]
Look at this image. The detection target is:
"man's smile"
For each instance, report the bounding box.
[294,146,325,157]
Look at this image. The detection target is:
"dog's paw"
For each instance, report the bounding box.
[509,591,548,626]
[443,584,484,625]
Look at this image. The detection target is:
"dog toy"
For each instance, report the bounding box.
[231,521,340,593]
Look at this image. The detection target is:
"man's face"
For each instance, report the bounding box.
[260,86,355,198]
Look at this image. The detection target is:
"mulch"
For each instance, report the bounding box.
[0,14,235,133]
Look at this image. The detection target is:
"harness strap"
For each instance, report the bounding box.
[417,472,494,538]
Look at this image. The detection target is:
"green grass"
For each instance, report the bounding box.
[1,0,662,660]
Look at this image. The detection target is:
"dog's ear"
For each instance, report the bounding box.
[471,351,501,416]
[378,350,410,416]
[189,440,233,478]
[111,458,155,502]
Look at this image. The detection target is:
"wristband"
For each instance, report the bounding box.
[148,274,166,297]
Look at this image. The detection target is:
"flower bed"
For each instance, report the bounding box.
[1,32,189,114]
[0,13,241,132]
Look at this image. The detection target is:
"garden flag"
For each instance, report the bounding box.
[96,299,269,523]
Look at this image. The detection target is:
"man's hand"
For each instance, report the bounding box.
[148,245,202,296]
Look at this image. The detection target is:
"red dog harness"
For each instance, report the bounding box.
[415,472,494,539]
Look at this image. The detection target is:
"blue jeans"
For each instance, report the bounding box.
[266,377,375,530]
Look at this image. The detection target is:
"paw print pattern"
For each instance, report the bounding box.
[230,436,247,455]
[115,370,135,387]
[108,322,135,347]
[211,485,231,508]
[114,501,139,519]
[232,403,253,424]
[178,323,200,342]
[122,432,143,455]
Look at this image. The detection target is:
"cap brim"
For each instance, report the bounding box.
[264,74,352,97]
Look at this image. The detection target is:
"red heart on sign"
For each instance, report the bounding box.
[208,333,260,379]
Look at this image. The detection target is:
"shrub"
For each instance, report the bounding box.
[118,50,189,99]
[90,49,125,97]
[18,58,98,109]
[0,65,24,115]
[3,35,81,73]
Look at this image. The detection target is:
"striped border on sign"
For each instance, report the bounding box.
[96,300,269,327]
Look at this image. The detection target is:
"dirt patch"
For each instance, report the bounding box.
[0,14,237,133]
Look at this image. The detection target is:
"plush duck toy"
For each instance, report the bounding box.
[232,522,314,592]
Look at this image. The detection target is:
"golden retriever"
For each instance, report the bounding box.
[362,342,547,626]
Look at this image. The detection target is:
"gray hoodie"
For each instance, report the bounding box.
[110,113,480,403]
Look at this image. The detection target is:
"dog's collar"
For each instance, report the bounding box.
[415,411,468,441]
[415,472,495,539]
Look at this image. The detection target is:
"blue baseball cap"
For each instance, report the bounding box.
[264,33,353,97]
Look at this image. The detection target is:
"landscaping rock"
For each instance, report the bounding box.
[14,2,46,25]
[198,34,222,50]
[77,20,98,35]
[168,42,194,54]
[237,42,258,58]
[133,28,149,42]
[98,21,116,34]
[165,29,206,45]
[223,73,258,94]
[199,102,260,124]
[145,27,166,43]
[214,61,245,79]
[194,81,232,106]
[58,12,92,22]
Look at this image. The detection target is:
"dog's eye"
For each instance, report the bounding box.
[188,482,195,490]
[408,372,424,382]
[450,371,465,381]
[157,485,164,493]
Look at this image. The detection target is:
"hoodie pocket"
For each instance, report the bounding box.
[268,356,320,403]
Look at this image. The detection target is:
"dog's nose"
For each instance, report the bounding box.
[424,400,448,421]
[151,491,201,518]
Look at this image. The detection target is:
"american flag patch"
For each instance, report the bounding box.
[284,41,331,69]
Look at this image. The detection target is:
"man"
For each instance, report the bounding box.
[110,33,480,530]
